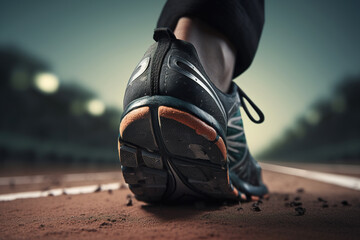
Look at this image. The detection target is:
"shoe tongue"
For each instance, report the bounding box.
[153,28,176,42]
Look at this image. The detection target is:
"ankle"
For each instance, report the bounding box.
[174,17,236,93]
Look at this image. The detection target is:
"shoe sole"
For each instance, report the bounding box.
[118,102,246,202]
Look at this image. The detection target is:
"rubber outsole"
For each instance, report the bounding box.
[119,105,243,202]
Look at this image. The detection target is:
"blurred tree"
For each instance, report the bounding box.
[259,75,360,163]
[0,46,122,170]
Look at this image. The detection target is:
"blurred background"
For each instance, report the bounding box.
[0,0,359,175]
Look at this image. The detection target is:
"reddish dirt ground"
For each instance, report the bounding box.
[0,170,359,240]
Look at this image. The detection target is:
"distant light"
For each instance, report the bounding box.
[87,99,105,116]
[305,109,321,125]
[34,72,59,94]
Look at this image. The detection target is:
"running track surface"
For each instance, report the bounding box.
[0,164,359,240]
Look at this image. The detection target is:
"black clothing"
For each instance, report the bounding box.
[157,0,265,78]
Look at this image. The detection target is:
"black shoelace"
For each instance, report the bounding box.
[237,85,265,124]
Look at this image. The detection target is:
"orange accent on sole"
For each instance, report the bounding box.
[215,137,227,160]
[232,186,239,197]
[251,196,260,201]
[158,106,217,141]
[240,193,247,200]
[262,194,270,200]
[120,107,150,137]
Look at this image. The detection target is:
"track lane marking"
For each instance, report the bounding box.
[260,163,360,191]
[0,182,121,201]
[0,171,121,186]
[1,163,360,201]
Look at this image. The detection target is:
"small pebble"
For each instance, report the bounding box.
[295,207,306,216]
[94,186,101,193]
[290,201,302,207]
[251,203,261,212]
[99,222,112,227]
[252,206,261,212]
[126,198,133,206]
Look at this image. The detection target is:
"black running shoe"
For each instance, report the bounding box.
[118,28,268,202]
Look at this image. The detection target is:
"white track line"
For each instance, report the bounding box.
[0,182,121,201]
[1,164,359,202]
[0,171,121,186]
[260,163,360,191]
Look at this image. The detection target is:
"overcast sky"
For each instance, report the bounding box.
[1,0,359,154]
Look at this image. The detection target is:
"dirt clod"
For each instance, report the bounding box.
[252,206,261,212]
[296,188,304,193]
[252,202,261,212]
[99,222,112,228]
[290,201,302,207]
[295,207,306,216]
[94,186,101,193]
[341,200,350,206]
[126,198,133,206]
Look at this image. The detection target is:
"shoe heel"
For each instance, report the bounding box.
[119,107,168,202]
[119,104,242,201]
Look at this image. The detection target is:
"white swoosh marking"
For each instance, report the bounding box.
[129,57,150,84]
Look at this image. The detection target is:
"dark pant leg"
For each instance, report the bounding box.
[157,0,264,78]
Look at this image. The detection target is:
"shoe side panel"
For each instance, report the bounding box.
[158,40,227,129]
[123,43,157,108]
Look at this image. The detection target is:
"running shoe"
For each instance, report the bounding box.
[118,28,268,202]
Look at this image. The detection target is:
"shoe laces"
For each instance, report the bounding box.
[236,85,265,124]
